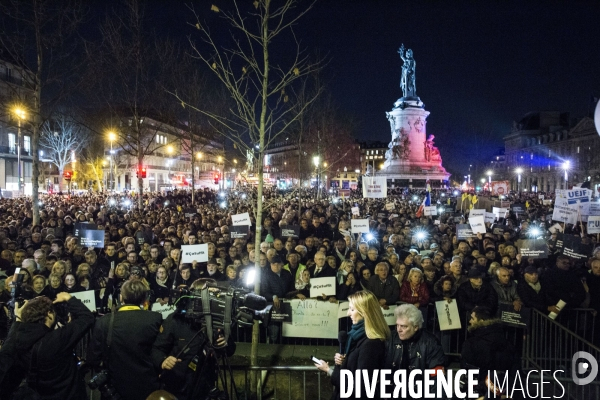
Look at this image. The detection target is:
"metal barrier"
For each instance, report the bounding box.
[559,308,597,345]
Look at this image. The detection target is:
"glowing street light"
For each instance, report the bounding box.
[516,167,523,192]
[563,161,570,188]
[486,170,493,184]
[13,107,26,194]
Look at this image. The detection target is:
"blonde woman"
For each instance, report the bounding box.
[315,290,390,399]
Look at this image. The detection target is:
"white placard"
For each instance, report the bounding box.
[362,176,387,198]
[181,244,209,263]
[469,216,486,234]
[351,219,370,233]
[232,212,251,226]
[424,206,437,216]
[492,207,509,218]
[543,199,553,205]
[588,216,600,234]
[548,223,564,234]
[484,212,496,223]
[71,290,96,312]
[282,299,338,339]
[435,300,462,331]
[309,277,336,298]
[469,209,486,218]
[351,206,360,216]
[382,307,396,326]
[337,301,349,319]
[551,204,578,225]
[151,302,176,320]
[385,202,395,211]
[538,195,545,200]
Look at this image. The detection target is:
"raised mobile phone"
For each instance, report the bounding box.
[311,356,322,365]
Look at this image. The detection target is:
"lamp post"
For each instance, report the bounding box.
[516,167,523,192]
[167,145,174,189]
[218,155,223,190]
[563,161,570,189]
[108,131,116,191]
[487,170,492,184]
[313,155,320,199]
[13,107,26,195]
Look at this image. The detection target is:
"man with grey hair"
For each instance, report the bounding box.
[491,266,523,311]
[21,259,37,278]
[384,304,446,380]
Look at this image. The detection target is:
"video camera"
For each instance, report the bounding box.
[169,281,270,344]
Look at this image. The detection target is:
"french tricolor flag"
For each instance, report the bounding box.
[415,180,431,218]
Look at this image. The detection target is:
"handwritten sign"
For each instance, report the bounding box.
[71,290,97,312]
[151,302,176,320]
[351,206,360,216]
[468,216,486,234]
[351,219,370,233]
[435,300,462,331]
[282,299,338,339]
[362,176,387,198]
[232,212,251,226]
[181,244,209,263]
[424,206,437,216]
[309,277,336,298]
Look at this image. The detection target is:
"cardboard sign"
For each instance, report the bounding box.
[351,219,370,233]
[281,225,300,238]
[551,204,578,225]
[588,216,600,234]
[498,303,530,328]
[71,290,97,312]
[561,235,592,260]
[282,299,338,339]
[511,203,526,213]
[456,224,476,240]
[351,206,360,216]
[435,300,462,331]
[151,302,176,320]
[229,225,248,239]
[492,207,509,218]
[362,176,387,198]
[468,216,486,234]
[519,239,548,259]
[385,202,395,211]
[424,206,437,216]
[309,277,336,298]
[232,212,251,226]
[74,222,98,237]
[484,212,496,224]
[78,229,105,248]
[181,244,209,263]
[469,209,485,218]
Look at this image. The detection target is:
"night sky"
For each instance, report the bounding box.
[101,1,600,176]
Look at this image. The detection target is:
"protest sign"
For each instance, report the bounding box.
[456,224,476,240]
[498,304,531,328]
[78,229,105,248]
[351,206,360,216]
[542,199,553,205]
[151,302,177,320]
[468,216,486,234]
[181,244,209,263]
[229,225,248,239]
[435,300,462,331]
[385,202,395,211]
[511,204,526,213]
[551,204,578,225]
[492,224,508,235]
[231,212,251,226]
[309,277,336,298]
[538,194,545,200]
[492,207,509,218]
[362,176,387,198]
[469,209,485,218]
[519,239,548,259]
[484,212,496,224]
[337,301,349,319]
[382,307,396,326]
[561,235,592,260]
[71,290,96,312]
[424,206,437,216]
[271,302,293,322]
[282,299,338,339]
[74,222,98,237]
[351,219,370,233]
[588,216,600,234]
[281,225,300,238]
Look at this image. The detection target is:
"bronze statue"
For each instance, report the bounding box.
[398,44,416,98]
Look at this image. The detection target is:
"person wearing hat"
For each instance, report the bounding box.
[261,255,293,343]
[283,251,305,281]
[457,268,498,314]
[516,266,558,314]
[198,258,226,281]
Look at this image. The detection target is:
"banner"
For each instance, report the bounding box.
[362,176,387,198]
[181,244,209,263]
[519,239,548,259]
[78,229,105,248]
[309,277,336,298]
[456,224,476,240]
[71,290,97,312]
[351,219,370,233]
[231,212,251,226]
[435,300,462,331]
[490,181,509,196]
[424,206,437,216]
[282,299,338,339]
[588,216,600,234]
[468,216,486,234]
[561,235,592,260]
[281,225,300,238]
[551,204,578,225]
[229,225,248,239]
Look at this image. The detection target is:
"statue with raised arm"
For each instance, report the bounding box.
[398,44,416,98]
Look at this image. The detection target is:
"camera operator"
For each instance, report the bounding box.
[0,292,94,400]
[152,279,236,400]
[87,280,163,400]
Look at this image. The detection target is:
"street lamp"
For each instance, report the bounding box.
[563,161,570,189]
[486,170,492,184]
[516,167,523,192]
[218,155,224,189]
[313,156,320,199]
[108,131,116,190]
[13,107,26,194]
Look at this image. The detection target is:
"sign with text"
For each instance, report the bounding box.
[588,216,600,234]
[282,299,338,339]
[561,235,592,260]
[519,239,548,259]
[337,301,349,319]
[151,302,176,320]
[498,303,530,328]
[511,203,526,213]
[484,212,496,224]
[382,307,396,326]
[552,204,578,225]
[362,176,387,198]
[231,212,251,226]
[71,290,97,312]
[281,225,300,238]
[351,206,360,216]
[351,219,370,233]
[74,222,98,237]
[181,244,209,263]
[456,224,476,240]
[385,202,395,211]
[78,229,105,248]
[435,300,462,331]
[469,209,485,218]
[492,207,509,218]
[271,302,293,322]
[468,216,486,234]
[229,225,248,239]
[309,277,336,298]
[424,206,437,216]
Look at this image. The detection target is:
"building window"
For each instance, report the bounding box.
[8,133,16,154]
[24,136,30,155]
[577,146,580,154]
[156,135,160,143]
[530,152,533,160]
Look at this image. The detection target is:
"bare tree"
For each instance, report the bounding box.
[40,113,90,190]
[174,0,323,374]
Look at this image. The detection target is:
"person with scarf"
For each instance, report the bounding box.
[314,290,389,399]
[337,260,359,301]
[151,266,172,306]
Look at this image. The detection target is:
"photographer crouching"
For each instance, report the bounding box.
[87,280,162,400]
[152,278,236,400]
[0,292,94,400]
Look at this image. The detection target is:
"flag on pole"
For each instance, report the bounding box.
[416,181,431,218]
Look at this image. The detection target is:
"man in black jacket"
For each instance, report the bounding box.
[517,266,559,314]
[88,280,163,400]
[261,255,293,343]
[457,269,498,314]
[541,255,586,310]
[0,292,94,400]
[309,252,336,278]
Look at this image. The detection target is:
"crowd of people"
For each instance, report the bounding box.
[0,185,598,399]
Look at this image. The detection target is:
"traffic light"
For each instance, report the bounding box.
[63,171,72,181]
[136,169,139,178]
[141,167,147,178]
[214,173,219,185]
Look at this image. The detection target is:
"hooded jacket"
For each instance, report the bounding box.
[431,277,458,302]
